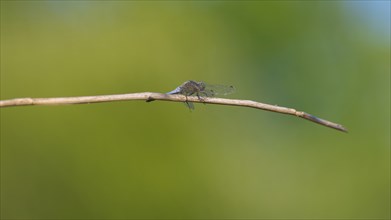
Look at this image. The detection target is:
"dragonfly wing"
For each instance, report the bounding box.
[183,101,194,110]
[203,84,235,96]
[199,89,215,97]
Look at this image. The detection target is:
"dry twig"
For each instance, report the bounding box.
[0,92,347,132]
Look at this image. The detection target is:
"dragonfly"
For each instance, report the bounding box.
[166,80,235,110]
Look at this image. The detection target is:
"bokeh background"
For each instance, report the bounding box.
[1,1,390,219]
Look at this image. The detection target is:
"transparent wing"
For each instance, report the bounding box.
[201,83,235,97]
[184,101,194,110]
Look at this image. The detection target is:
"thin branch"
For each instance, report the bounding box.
[0,92,347,132]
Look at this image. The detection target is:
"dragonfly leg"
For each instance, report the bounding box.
[184,93,195,110]
[185,101,194,110]
[197,92,209,105]
[196,92,206,102]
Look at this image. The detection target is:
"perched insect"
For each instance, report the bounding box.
[166,80,235,110]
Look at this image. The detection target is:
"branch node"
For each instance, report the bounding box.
[146,96,155,102]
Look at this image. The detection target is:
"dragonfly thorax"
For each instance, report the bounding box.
[178,80,206,95]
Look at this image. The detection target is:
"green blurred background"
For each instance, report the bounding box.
[1,1,390,219]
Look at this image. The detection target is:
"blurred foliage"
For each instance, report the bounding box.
[1,1,390,219]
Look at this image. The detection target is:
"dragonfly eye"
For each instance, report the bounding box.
[199,82,206,90]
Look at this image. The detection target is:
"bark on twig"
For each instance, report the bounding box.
[0,92,347,132]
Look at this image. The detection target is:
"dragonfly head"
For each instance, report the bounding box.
[198,81,206,91]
